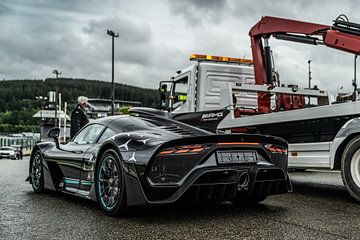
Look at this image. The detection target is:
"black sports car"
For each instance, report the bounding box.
[27,109,292,216]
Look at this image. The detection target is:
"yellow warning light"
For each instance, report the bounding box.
[190,54,253,64]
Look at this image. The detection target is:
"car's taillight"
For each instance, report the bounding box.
[265,144,287,154]
[158,144,207,155]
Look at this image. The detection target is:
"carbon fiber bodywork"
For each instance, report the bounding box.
[28,111,292,207]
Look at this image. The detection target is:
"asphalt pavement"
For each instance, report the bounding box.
[0,157,359,240]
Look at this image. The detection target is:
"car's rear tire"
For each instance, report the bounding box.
[31,151,45,193]
[341,136,360,201]
[95,149,127,216]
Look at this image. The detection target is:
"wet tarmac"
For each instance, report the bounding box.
[0,158,359,240]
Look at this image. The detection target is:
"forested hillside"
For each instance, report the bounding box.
[0,78,160,133]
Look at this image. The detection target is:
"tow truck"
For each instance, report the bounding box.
[151,15,360,201]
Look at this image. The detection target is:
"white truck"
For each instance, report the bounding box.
[156,14,360,202]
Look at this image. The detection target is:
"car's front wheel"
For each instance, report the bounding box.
[31,151,45,193]
[341,136,360,201]
[96,149,127,216]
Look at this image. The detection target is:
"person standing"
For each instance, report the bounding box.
[70,96,89,138]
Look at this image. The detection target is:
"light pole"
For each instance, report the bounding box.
[107,29,119,116]
[52,69,62,127]
[308,60,312,89]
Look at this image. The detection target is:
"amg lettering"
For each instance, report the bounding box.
[201,112,223,121]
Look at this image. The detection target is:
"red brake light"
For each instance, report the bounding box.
[217,142,260,146]
[265,145,287,154]
[159,145,207,155]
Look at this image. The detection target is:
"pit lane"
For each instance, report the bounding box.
[0,157,359,240]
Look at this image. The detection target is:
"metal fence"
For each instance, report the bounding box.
[0,135,38,155]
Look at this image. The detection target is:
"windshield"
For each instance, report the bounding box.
[73,124,105,144]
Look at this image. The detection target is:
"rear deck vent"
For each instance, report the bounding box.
[157,125,194,136]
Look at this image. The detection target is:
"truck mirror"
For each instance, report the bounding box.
[160,84,167,93]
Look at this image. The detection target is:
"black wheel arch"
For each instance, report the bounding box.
[29,146,42,182]
[95,141,125,174]
[334,133,360,170]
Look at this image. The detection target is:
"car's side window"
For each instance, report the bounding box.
[98,128,117,143]
[73,124,105,144]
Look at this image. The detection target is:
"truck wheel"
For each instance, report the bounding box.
[341,136,360,201]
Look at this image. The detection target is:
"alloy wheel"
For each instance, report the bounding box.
[98,154,121,210]
[31,153,42,190]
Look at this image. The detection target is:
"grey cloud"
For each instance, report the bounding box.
[169,0,229,26]
[231,0,360,25]
[84,17,151,44]
[83,16,154,67]
[0,0,156,85]
[191,0,228,10]
[1,0,107,14]
[0,0,359,94]
[0,4,12,15]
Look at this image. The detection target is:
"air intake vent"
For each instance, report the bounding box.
[157,125,194,136]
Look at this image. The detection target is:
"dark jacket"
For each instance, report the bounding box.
[70,104,89,138]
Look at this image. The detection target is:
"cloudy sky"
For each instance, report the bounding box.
[0,0,359,95]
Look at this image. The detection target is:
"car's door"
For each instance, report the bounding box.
[47,123,105,192]
[78,127,118,193]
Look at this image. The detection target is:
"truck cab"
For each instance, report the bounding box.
[159,54,257,131]
[161,54,255,113]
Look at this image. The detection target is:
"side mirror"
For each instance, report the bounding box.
[47,128,60,148]
[47,128,60,138]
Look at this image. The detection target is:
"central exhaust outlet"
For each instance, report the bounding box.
[237,172,250,191]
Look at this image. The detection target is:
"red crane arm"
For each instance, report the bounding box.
[324,30,360,54]
[250,16,330,38]
[248,15,360,113]
[249,16,330,86]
